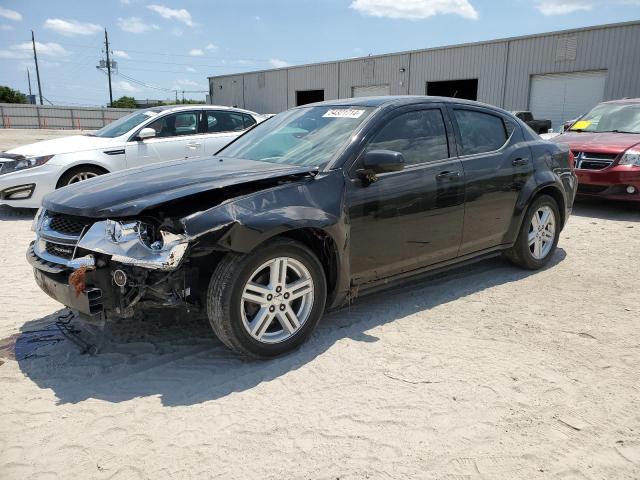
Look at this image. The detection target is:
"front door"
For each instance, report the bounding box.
[125,110,200,168]
[346,107,465,285]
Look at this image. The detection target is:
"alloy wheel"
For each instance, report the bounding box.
[240,257,315,344]
[67,171,99,184]
[528,205,556,260]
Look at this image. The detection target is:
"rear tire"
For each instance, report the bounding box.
[206,238,327,358]
[57,165,107,188]
[506,194,560,270]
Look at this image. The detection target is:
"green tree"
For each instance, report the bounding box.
[0,85,27,104]
[111,96,137,108]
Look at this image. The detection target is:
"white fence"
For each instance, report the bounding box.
[0,103,135,130]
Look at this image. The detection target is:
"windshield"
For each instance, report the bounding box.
[219,106,375,167]
[570,102,640,134]
[92,110,159,138]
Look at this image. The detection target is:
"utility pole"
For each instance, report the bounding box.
[27,69,32,96]
[182,90,185,104]
[31,30,43,105]
[104,29,113,107]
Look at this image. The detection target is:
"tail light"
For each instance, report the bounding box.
[568,150,576,172]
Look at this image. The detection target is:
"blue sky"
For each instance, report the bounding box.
[0,0,638,106]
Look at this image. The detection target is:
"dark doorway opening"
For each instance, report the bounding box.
[296,89,325,106]
[427,79,478,101]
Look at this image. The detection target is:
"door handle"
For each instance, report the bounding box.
[512,158,529,166]
[187,142,202,148]
[436,170,461,180]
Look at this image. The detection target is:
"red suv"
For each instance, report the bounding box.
[552,98,640,201]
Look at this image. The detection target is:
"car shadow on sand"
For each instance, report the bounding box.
[11,249,566,407]
[572,197,640,221]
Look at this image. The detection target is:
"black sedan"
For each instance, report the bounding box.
[29,96,577,357]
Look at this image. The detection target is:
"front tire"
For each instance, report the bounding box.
[506,194,560,270]
[206,238,327,358]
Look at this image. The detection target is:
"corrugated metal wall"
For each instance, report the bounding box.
[208,21,640,114]
[0,104,135,129]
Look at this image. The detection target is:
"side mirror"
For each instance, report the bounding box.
[137,127,156,140]
[357,150,405,186]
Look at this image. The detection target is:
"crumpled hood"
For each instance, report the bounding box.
[4,135,119,157]
[42,156,318,218]
[551,131,640,153]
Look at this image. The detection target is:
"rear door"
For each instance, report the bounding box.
[125,110,200,168]
[202,110,256,154]
[346,105,465,284]
[448,105,533,255]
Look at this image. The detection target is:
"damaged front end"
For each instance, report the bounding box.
[28,163,329,326]
[28,209,199,326]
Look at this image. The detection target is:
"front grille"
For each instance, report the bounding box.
[573,151,617,171]
[48,213,91,236]
[45,242,75,259]
[578,184,609,194]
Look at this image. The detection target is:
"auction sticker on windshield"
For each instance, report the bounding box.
[323,109,366,119]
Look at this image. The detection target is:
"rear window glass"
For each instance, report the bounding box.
[454,109,508,155]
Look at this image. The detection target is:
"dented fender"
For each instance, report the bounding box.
[181,170,352,306]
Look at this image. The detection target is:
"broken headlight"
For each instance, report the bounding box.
[77,219,189,270]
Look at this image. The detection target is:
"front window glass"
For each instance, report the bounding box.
[147,112,198,138]
[365,109,449,166]
[570,103,640,134]
[219,106,375,167]
[92,110,158,138]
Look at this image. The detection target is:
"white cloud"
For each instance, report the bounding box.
[114,80,138,93]
[176,79,199,86]
[0,24,14,31]
[44,18,102,36]
[171,27,183,36]
[118,17,159,33]
[120,0,131,4]
[146,4,194,26]
[350,0,479,20]
[0,7,22,21]
[189,48,204,56]
[269,58,290,68]
[0,41,70,59]
[186,66,197,72]
[113,50,130,59]
[206,43,218,50]
[535,0,593,15]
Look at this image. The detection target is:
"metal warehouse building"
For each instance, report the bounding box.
[208,21,640,130]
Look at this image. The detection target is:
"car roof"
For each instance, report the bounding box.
[601,98,640,105]
[297,95,503,110]
[144,104,261,116]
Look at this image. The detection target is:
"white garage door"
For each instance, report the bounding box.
[352,84,390,98]
[529,71,607,131]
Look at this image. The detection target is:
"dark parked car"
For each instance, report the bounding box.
[552,98,640,201]
[512,111,552,134]
[29,96,577,357]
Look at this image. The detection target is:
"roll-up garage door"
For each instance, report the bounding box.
[529,71,607,131]
[352,85,390,98]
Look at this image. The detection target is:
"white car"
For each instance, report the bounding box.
[0,105,266,209]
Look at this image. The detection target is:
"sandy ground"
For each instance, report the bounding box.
[0,128,88,151]
[1,130,640,479]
